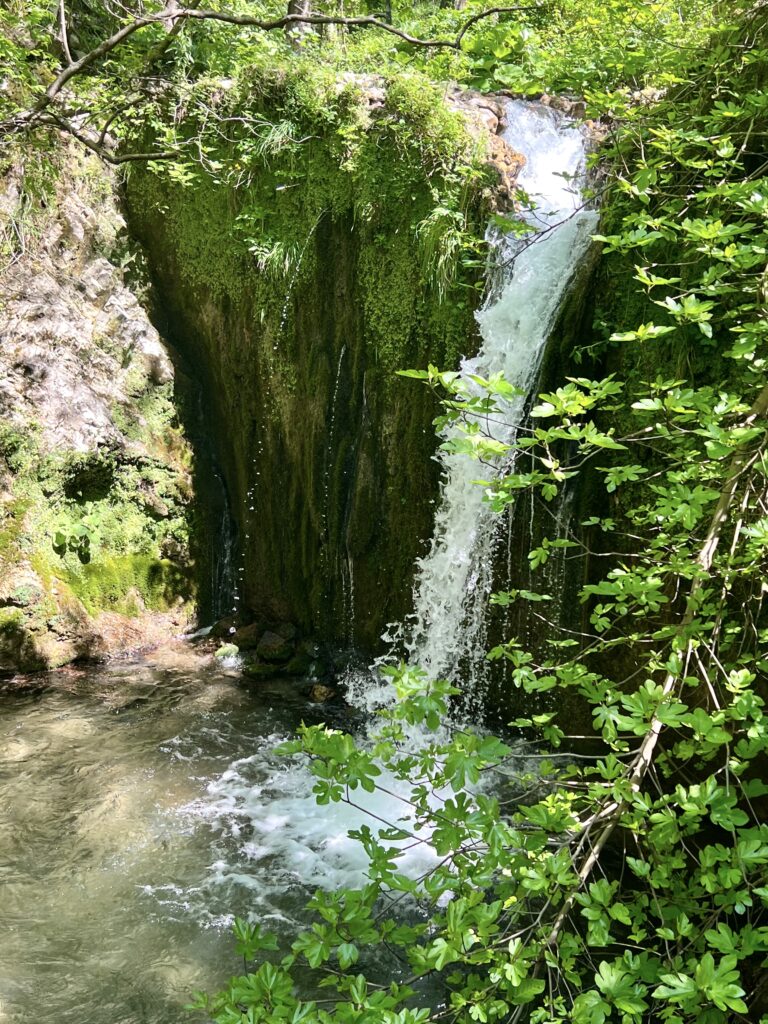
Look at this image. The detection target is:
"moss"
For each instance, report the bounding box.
[124,68,488,650]
[0,606,24,630]
[0,373,194,638]
[60,554,192,616]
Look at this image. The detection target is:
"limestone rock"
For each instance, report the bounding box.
[231,621,267,650]
[308,684,335,703]
[0,166,174,456]
[0,145,194,674]
[447,88,525,209]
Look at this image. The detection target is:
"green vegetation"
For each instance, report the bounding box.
[0,382,193,667]
[3,0,768,1020]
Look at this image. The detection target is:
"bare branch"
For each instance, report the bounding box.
[35,112,178,164]
[59,0,75,66]
[4,2,544,164]
[26,4,544,119]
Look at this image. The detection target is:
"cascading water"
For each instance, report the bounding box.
[396,100,599,691]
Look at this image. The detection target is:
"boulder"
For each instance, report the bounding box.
[284,651,312,676]
[308,684,335,703]
[231,620,268,650]
[241,658,279,679]
[256,630,294,663]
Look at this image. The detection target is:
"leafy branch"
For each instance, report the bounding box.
[3,3,542,163]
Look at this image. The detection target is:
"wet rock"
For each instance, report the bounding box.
[447,88,525,209]
[231,620,268,650]
[241,658,278,679]
[308,684,335,703]
[211,616,241,638]
[274,621,298,641]
[256,630,294,663]
[284,651,312,676]
[297,637,322,658]
[214,642,239,659]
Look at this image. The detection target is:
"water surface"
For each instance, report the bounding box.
[0,645,345,1024]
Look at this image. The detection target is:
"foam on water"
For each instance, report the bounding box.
[181,732,447,923]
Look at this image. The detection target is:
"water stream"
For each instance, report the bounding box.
[397,100,598,692]
[0,649,366,1023]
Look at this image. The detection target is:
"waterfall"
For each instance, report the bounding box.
[395,99,599,690]
[190,100,599,906]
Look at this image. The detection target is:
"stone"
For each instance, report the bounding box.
[241,658,279,679]
[231,620,268,650]
[297,637,322,657]
[274,621,298,641]
[447,88,524,210]
[284,651,313,676]
[256,630,294,663]
[211,616,241,638]
[308,684,335,703]
[80,258,116,303]
[214,643,239,659]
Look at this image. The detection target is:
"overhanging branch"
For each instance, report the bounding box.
[10,3,544,146]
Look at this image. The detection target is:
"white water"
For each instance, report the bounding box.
[393,99,599,690]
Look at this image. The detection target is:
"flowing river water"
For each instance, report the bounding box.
[0,647,360,1023]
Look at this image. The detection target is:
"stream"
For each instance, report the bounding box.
[0,646,359,1024]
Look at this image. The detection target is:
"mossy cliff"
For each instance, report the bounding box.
[125,70,499,650]
[0,146,196,672]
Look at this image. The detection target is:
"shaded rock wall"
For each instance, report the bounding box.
[126,197,479,652]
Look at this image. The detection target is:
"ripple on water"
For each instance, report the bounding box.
[0,649,336,1023]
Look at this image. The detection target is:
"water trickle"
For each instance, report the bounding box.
[394,100,599,692]
[210,465,238,622]
[276,213,323,347]
[321,345,347,594]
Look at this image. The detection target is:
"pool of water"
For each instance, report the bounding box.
[0,644,352,1024]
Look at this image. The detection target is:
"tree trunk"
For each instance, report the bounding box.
[286,0,312,45]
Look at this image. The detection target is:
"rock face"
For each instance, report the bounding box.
[0,234,173,455]
[124,80,498,654]
[0,145,196,673]
[447,89,526,206]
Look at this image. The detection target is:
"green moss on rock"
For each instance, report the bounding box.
[125,70,489,651]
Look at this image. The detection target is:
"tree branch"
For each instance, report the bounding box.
[35,112,178,164]
[58,0,75,66]
[22,4,543,122]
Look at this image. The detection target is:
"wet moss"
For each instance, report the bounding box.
[59,554,191,616]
